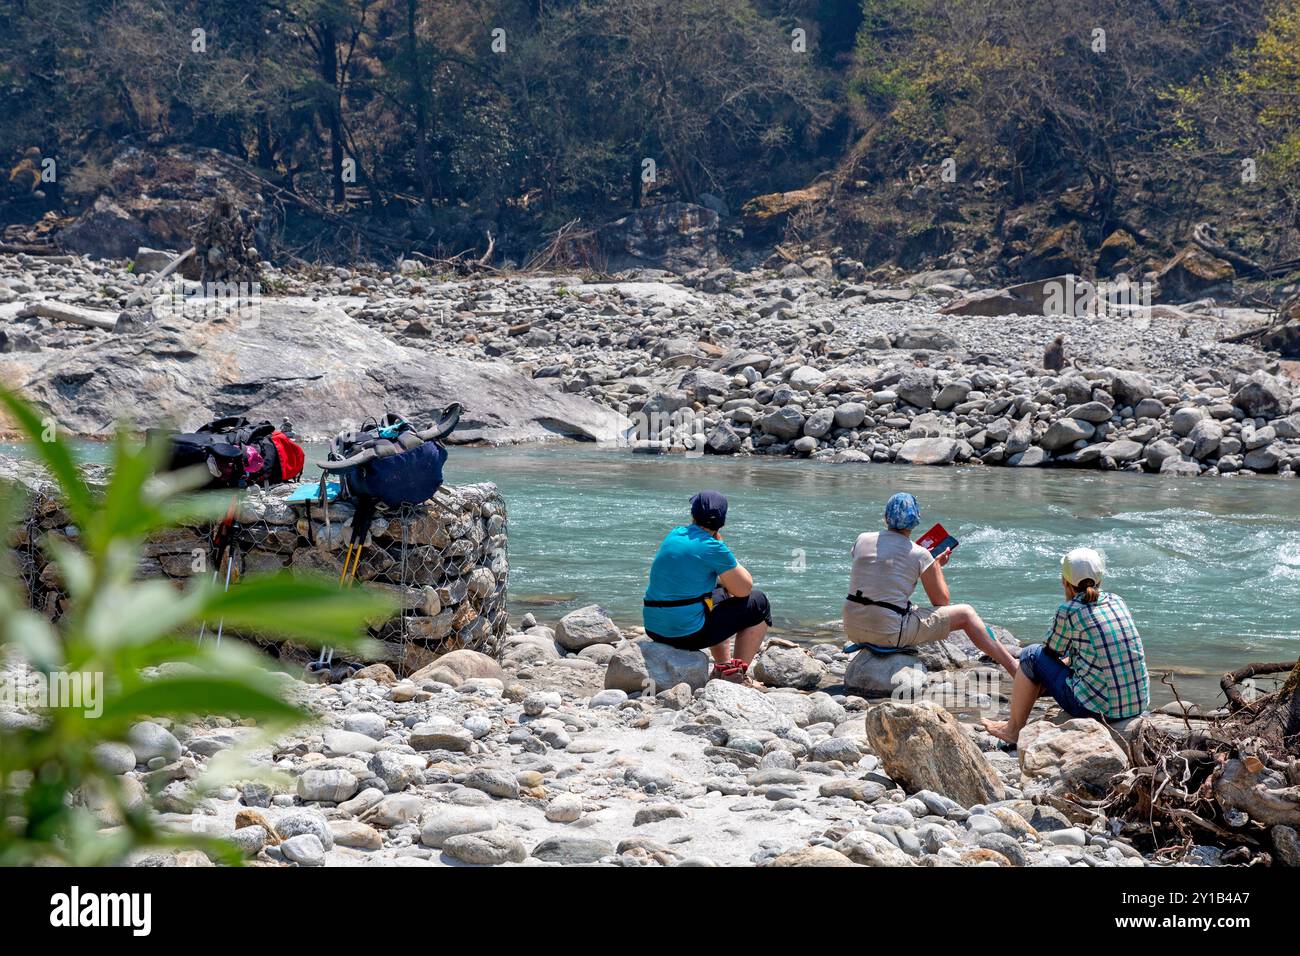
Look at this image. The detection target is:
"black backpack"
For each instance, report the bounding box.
[153,416,304,489]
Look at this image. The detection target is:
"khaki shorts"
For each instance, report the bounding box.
[842,603,959,649]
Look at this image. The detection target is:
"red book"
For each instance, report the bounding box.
[917,522,959,559]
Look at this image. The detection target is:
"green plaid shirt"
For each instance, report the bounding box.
[1045,591,1149,719]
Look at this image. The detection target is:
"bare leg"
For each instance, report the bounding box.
[732,621,767,666]
[981,668,1044,744]
[947,604,1019,676]
[708,641,732,665]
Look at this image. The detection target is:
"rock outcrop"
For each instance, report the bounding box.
[8,300,626,444]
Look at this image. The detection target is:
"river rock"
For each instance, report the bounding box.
[127,721,181,764]
[420,807,497,848]
[1233,370,1290,419]
[896,437,958,465]
[409,718,474,752]
[342,712,388,740]
[758,406,805,440]
[834,402,868,428]
[844,650,926,696]
[604,640,710,693]
[443,829,528,866]
[835,829,916,866]
[699,680,794,733]
[410,649,503,687]
[280,833,326,867]
[555,604,622,651]
[297,768,359,803]
[1039,418,1094,451]
[275,809,334,850]
[531,834,615,864]
[864,699,1005,806]
[1017,718,1130,796]
[752,645,825,690]
[764,845,858,867]
[323,729,385,756]
[92,742,138,775]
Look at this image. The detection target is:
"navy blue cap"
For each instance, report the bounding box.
[690,490,728,531]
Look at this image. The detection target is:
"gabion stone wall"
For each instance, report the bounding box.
[2,455,508,674]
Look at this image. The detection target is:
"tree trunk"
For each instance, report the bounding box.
[406,0,434,215]
[317,23,345,205]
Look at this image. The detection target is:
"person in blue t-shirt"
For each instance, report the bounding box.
[643,490,772,684]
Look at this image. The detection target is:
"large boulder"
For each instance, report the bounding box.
[843,650,926,696]
[1156,244,1235,303]
[896,437,959,466]
[604,640,710,693]
[1233,369,1290,420]
[740,182,830,235]
[697,680,794,733]
[1038,417,1094,451]
[758,406,805,440]
[895,369,937,408]
[863,699,1005,807]
[409,649,503,688]
[8,301,626,443]
[1017,718,1129,796]
[1020,223,1086,281]
[57,146,270,263]
[597,202,718,275]
[555,604,622,651]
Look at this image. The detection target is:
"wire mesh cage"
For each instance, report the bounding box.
[5,459,508,675]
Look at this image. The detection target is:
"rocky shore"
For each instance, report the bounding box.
[4,601,1247,869]
[3,249,1298,479]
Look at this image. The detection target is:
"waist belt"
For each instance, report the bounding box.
[643,592,714,610]
[845,591,912,616]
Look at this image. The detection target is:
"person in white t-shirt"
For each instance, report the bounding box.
[841,492,1019,675]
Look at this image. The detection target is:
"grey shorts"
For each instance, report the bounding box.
[841,603,959,649]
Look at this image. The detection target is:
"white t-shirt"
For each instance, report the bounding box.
[843,530,935,634]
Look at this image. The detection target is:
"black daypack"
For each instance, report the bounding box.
[154,416,305,489]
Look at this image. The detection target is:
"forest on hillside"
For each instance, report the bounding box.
[2,0,1298,272]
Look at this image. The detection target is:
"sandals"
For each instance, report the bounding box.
[711,658,754,685]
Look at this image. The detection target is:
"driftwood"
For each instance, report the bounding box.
[1192,222,1300,278]
[19,300,119,331]
[124,246,195,308]
[523,219,604,274]
[0,242,61,256]
[1084,661,1300,862]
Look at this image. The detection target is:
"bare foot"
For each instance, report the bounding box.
[980,718,1019,745]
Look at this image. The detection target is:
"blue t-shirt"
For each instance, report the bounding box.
[643,525,738,637]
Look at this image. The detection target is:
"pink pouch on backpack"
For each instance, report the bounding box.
[244,445,265,475]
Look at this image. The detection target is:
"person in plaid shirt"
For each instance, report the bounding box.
[982,547,1148,745]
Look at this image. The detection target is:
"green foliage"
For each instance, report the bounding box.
[0,389,394,866]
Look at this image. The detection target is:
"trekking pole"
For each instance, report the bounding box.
[313,497,375,675]
[212,533,239,648]
[198,499,238,647]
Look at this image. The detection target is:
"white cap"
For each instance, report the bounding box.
[1061,547,1105,587]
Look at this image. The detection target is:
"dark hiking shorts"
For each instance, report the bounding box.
[648,588,772,651]
[1019,643,1102,720]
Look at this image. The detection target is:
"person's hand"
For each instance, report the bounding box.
[936,547,952,567]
